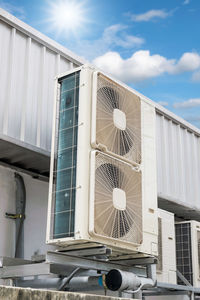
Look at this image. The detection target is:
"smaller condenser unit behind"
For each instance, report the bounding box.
[175,220,200,287]
[157,209,177,284]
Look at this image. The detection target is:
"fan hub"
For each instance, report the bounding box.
[113,109,126,131]
[112,188,126,211]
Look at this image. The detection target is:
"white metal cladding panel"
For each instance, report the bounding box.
[0,15,82,152]
[156,113,200,209]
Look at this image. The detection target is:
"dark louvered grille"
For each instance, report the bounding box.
[175,223,193,285]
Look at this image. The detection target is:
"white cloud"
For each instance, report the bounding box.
[72,24,144,60]
[0,1,25,19]
[172,52,200,74]
[94,50,175,83]
[102,24,144,48]
[173,98,200,109]
[129,9,172,22]
[157,101,168,107]
[93,50,200,83]
[183,0,190,5]
[192,70,200,82]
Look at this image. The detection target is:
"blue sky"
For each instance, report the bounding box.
[1,0,200,128]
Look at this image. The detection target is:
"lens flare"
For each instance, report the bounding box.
[46,0,89,36]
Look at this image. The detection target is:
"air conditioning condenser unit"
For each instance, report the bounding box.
[176,220,200,287]
[46,65,158,259]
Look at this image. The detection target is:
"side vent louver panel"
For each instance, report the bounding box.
[50,71,80,240]
[93,73,141,165]
[92,152,142,245]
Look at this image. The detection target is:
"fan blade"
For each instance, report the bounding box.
[94,153,142,245]
[95,74,141,164]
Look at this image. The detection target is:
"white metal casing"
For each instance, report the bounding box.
[46,65,158,257]
[176,220,200,287]
[157,209,177,284]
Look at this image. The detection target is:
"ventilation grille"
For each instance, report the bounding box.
[175,223,193,285]
[95,74,141,165]
[157,217,163,272]
[94,152,142,245]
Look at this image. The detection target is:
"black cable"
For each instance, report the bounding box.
[15,173,26,258]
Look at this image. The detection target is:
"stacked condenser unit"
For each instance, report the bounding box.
[46,65,158,258]
[175,221,200,287]
[157,209,177,284]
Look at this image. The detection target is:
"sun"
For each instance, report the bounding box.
[46,0,89,36]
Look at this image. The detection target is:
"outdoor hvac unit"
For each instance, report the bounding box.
[175,221,200,287]
[46,65,157,258]
[157,209,176,284]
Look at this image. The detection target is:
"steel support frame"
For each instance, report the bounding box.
[46,251,145,275]
[1,251,200,299]
[0,250,147,279]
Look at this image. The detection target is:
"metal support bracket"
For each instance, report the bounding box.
[57,246,112,258]
[1,251,200,299]
[5,213,25,220]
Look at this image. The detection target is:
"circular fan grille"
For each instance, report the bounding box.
[94,153,142,244]
[96,75,141,164]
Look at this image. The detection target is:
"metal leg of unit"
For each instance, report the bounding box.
[190,292,195,300]
[132,291,142,299]
[0,279,14,286]
[121,292,133,299]
[119,291,143,299]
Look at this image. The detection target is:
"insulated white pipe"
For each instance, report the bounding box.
[105,269,141,291]
[17,264,157,293]
[105,265,156,292]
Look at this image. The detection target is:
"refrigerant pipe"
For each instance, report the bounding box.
[104,264,157,293]
[17,264,156,294]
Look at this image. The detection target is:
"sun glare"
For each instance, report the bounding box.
[47,0,88,36]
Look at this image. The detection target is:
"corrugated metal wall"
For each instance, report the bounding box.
[1,8,200,214]
[0,10,83,152]
[156,111,200,210]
